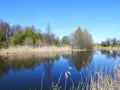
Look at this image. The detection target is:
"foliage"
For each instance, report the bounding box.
[23,37,34,46]
[22,27,36,45]
[12,29,23,45]
[61,36,70,45]
[0,19,94,48]
[0,31,6,48]
[71,27,93,49]
[12,27,42,46]
[54,38,60,47]
[36,32,42,40]
[101,38,120,47]
[0,30,6,42]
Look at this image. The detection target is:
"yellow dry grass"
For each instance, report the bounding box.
[0,46,72,56]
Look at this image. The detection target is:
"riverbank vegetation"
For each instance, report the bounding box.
[0,19,93,54]
[44,62,120,90]
[94,38,120,51]
[100,38,120,47]
[94,46,120,51]
[0,46,71,55]
[71,27,93,50]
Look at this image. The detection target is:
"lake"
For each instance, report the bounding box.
[0,50,120,90]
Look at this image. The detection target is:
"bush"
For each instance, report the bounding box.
[55,38,60,47]
[61,36,70,45]
[0,31,6,48]
[12,29,23,45]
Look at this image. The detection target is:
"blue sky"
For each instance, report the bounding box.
[0,0,120,43]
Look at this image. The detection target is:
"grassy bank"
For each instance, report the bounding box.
[0,46,90,56]
[0,46,72,56]
[94,46,120,51]
[1,45,120,56]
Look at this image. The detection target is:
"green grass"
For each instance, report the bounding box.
[94,46,120,50]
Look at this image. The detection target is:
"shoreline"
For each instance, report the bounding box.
[0,46,71,55]
[94,46,120,51]
[0,46,90,56]
[1,46,120,56]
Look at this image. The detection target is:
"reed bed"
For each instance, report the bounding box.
[0,50,71,62]
[44,61,120,90]
[39,72,118,90]
[0,46,71,56]
[88,63,120,90]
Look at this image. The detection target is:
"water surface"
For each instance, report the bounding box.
[0,50,120,90]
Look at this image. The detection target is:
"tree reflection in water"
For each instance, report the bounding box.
[71,51,93,71]
[0,51,93,79]
[0,56,10,79]
[42,55,60,78]
[62,51,93,71]
[0,54,60,79]
[101,50,120,59]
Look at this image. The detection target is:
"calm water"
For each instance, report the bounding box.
[0,50,120,90]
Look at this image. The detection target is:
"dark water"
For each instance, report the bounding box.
[0,50,120,90]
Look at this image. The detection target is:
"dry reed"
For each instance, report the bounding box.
[0,46,71,56]
[49,61,120,90]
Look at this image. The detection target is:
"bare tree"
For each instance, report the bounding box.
[10,25,22,36]
[0,21,10,38]
[44,24,55,45]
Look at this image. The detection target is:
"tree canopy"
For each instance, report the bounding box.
[61,36,70,45]
[71,27,93,49]
[12,29,23,45]
[0,19,93,49]
[0,31,6,48]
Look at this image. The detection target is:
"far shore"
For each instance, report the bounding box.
[94,46,120,51]
[1,46,120,56]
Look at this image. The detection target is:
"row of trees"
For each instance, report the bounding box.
[0,19,62,48]
[101,38,120,47]
[0,19,93,49]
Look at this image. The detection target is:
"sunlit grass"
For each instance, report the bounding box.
[0,46,91,56]
[0,46,71,56]
[94,46,120,51]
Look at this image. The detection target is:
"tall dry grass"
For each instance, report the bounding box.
[39,71,118,90]
[88,63,120,90]
[0,46,71,56]
[48,61,120,90]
